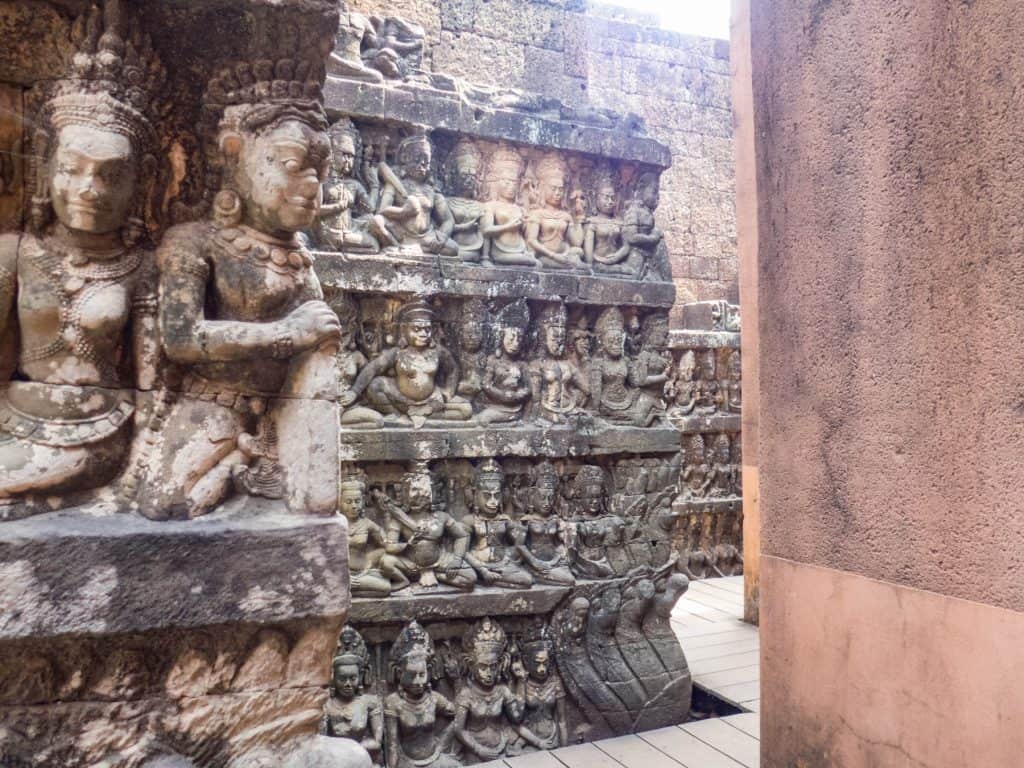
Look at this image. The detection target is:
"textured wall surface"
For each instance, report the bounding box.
[749,0,1024,765]
[347,0,737,319]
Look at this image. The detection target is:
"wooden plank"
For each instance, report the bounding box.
[701,576,745,594]
[682,718,760,768]
[680,588,745,616]
[721,713,760,740]
[694,663,760,688]
[474,762,511,768]
[550,742,625,768]
[639,726,745,768]
[743,699,760,712]
[709,681,761,707]
[673,620,752,639]
[506,750,566,768]
[595,734,686,768]
[686,640,760,662]
[675,601,736,622]
[689,650,760,675]
[677,628,759,648]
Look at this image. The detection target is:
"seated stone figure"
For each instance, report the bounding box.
[463,459,534,589]
[584,171,642,277]
[374,461,476,590]
[527,302,589,425]
[480,145,537,267]
[132,53,341,519]
[322,626,384,766]
[445,139,486,263]
[340,469,405,596]
[0,6,161,517]
[371,134,458,257]
[525,155,586,271]
[515,460,575,586]
[478,300,532,425]
[622,172,670,281]
[589,308,664,427]
[341,300,472,428]
[316,118,382,253]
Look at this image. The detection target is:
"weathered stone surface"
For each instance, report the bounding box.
[349,584,571,625]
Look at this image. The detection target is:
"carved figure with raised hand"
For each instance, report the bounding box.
[726,349,742,413]
[694,350,720,415]
[0,3,162,517]
[622,171,669,281]
[480,145,535,267]
[584,171,640,277]
[332,294,384,429]
[478,300,532,425]
[455,298,486,399]
[680,435,711,499]
[566,465,624,579]
[343,300,472,428]
[515,460,574,586]
[363,16,426,81]
[384,622,459,768]
[372,134,458,257]
[528,302,588,424]
[590,307,663,427]
[323,625,384,765]
[317,119,381,253]
[666,350,697,419]
[525,156,586,271]
[375,461,476,589]
[135,45,340,519]
[341,468,404,596]
[514,622,568,751]
[464,459,533,589]
[445,139,485,263]
[632,314,671,404]
[454,618,525,762]
[708,434,735,498]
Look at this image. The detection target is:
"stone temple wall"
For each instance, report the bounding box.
[344,0,737,321]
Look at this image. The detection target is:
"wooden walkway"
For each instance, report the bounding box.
[484,576,761,768]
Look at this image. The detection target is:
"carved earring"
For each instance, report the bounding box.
[213,188,242,228]
[122,216,146,247]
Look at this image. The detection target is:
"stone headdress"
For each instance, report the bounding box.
[32,1,165,232]
[571,464,607,498]
[339,464,367,496]
[537,301,567,329]
[485,143,524,199]
[473,458,504,489]
[594,306,625,352]
[389,620,438,682]
[447,138,484,191]
[395,132,432,166]
[533,154,568,184]
[463,617,509,664]
[519,620,554,658]
[532,459,559,491]
[333,624,371,685]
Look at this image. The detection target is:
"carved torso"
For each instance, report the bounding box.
[394,347,442,402]
[589,215,624,264]
[323,692,382,742]
[529,207,573,254]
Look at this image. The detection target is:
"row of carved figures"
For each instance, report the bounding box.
[315,122,670,281]
[342,459,680,597]
[324,599,691,766]
[677,432,742,499]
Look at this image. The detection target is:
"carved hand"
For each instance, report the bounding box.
[338,389,358,407]
[283,301,342,351]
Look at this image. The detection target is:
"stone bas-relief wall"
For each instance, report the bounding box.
[337,0,737,318]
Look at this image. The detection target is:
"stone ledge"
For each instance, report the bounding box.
[671,496,743,514]
[323,77,672,167]
[339,423,681,461]
[668,412,741,434]
[669,329,741,349]
[314,250,676,308]
[0,499,350,640]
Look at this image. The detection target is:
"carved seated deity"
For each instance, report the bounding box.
[666,350,697,419]
[528,303,588,424]
[372,134,458,257]
[322,626,384,766]
[480,146,537,267]
[631,314,672,404]
[589,308,664,427]
[384,622,459,768]
[133,56,341,519]
[565,466,626,579]
[454,618,525,762]
[332,294,385,429]
[445,139,485,263]
[374,461,476,590]
[525,156,586,271]
[726,349,742,413]
[478,300,532,425]
[694,350,720,415]
[515,460,575,586]
[514,622,568,751]
[316,119,381,253]
[464,459,533,589]
[342,300,472,429]
[708,434,736,498]
[622,172,669,282]
[341,469,406,596]
[584,172,641,277]
[680,435,712,499]
[0,7,161,518]
[455,298,486,399]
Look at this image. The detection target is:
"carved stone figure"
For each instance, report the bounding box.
[445,139,485,263]
[342,300,472,428]
[0,5,161,517]
[666,350,697,418]
[134,49,340,519]
[590,307,663,427]
[726,349,742,413]
[374,461,476,589]
[332,294,385,429]
[323,626,384,765]
[632,314,671,405]
[480,145,536,267]
[478,300,532,425]
[566,465,624,579]
[454,618,525,762]
[694,350,720,415]
[317,118,382,253]
[341,468,405,596]
[463,459,533,589]
[681,435,711,499]
[455,298,486,399]
[384,622,459,768]
[330,11,384,83]
[732,436,743,495]
[525,156,585,270]
[515,460,575,586]
[567,185,587,253]
[708,434,735,498]
[514,622,568,751]
[584,171,640,277]
[372,134,458,257]
[528,302,588,424]
[330,12,424,83]
[622,172,669,281]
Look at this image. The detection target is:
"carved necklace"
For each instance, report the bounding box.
[216,225,313,276]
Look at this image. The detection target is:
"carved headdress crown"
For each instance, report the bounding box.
[534,153,568,183]
[537,301,567,328]
[339,465,367,495]
[572,465,607,496]
[463,617,507,658]
[533,459,559,491]
[44,1,165,154]
[396,298,436,326]
[496,298,530,332]
[520,620,554,656]
[474,458,504,487]
[333,624,369,668]
[487,144,524,177]
[390,620,434,666]
[594,306,625,339]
